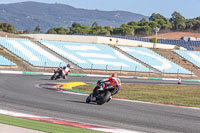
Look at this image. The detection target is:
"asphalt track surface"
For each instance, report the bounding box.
[0,74,200,133]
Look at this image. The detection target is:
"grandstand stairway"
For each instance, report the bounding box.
[0,45,34,71]
[109,45,161,73]
[0,38,70,72]
[151,48,199,77]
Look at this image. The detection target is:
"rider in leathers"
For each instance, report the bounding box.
[61,64,71,79]
[91,73,121,101]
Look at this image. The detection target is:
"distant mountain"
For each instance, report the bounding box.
[0,1,148,32]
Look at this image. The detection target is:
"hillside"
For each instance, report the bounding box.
[0,1,147,32]
[145,32,200,40]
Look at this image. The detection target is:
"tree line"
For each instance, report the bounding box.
[1,11,200,37]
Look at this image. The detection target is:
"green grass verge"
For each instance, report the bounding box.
[73,84,200,108]
[0,114,101,133]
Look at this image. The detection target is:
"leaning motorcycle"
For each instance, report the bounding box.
[86,81,118,105]
[51,69,64,80]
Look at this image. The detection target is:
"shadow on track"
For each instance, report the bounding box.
[65,99,97,105]
[40,78,65,81]
[40,78,52,80]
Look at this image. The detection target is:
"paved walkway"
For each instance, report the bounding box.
[0,123,45,133]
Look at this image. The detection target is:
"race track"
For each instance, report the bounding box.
[0,74,200,133]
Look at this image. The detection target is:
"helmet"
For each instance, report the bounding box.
[111,73,118,78]
[67,64,70,68]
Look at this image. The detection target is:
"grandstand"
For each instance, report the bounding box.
[36,34,198,50]
[117,46,192,74]
[39,40,150,72]
[71,34,199,51]
[0,32,200,78]
[0,38,67,67]
[107,35,194,50]
[174,50,200,68]
[0,55,15,66]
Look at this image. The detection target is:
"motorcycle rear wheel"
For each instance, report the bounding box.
[96,91,111,105]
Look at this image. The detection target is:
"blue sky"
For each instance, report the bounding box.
[1,0,200,19]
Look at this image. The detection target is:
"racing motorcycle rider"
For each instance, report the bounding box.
[61,64,71,79]
[91,73,121,102]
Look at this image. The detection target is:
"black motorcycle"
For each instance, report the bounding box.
[86,81,118,105]
[51,68,64,80]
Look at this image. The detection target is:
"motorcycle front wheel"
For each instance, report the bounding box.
[51,75,55,80]
[86,94,92,103]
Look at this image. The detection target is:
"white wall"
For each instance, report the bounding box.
[21,34,98,44]
[21,34,186,50]
[96,36,182,49]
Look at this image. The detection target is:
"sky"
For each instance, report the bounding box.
[1,0,200,19]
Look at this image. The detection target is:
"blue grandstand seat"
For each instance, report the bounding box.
[174,50,200,68]
[39,40,150,72]
[0,38,67,67]
[0,55,16,66]
[117,46,192,74]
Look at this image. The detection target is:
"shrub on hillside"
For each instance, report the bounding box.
[150,38,159,43]
[174,44,181,50]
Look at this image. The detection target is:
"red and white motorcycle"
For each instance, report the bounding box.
[51,67,70,80]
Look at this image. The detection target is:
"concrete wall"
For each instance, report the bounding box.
[21,34,98,44]
[96,36,182,49]
[21,34,186,50]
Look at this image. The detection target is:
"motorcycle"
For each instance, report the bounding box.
[86,81,118,105]
[51,68,65,80]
